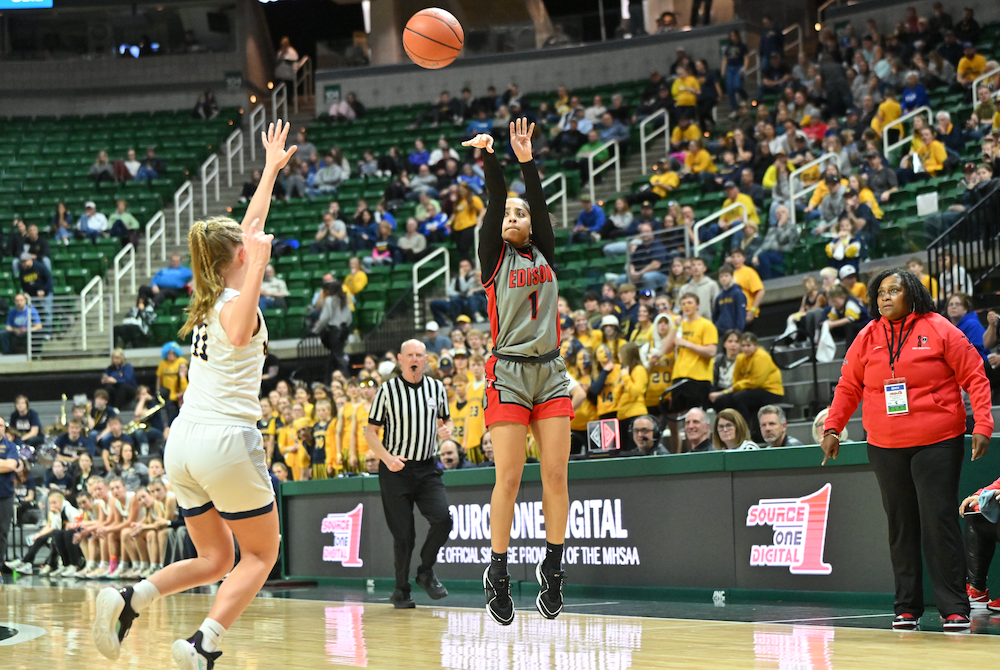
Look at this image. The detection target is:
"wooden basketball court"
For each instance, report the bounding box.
[3,579,999,668]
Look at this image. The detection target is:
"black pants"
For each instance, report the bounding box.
[964,512,999,592]
[713,389,785,441]
[23,529,79,567]
[0,496,12,566]
[378,458,452,592]
[867,437,968,617]
[453,227,476,263]
[104,382,137,410]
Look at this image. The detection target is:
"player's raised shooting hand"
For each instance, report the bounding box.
[462,134,495,154]
[509,117,535,163]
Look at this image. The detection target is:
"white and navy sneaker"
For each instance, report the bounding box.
[535,562,566,620]
[483,566,514,626]
[92,586,139,660]
[171,631,223,670]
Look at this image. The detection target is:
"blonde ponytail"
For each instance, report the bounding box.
[179,217,243,338]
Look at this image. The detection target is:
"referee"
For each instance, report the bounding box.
[365,339,453,609]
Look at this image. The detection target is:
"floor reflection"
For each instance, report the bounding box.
[325,604,368,666]
[754,625,834,670]
[432,609,643,670]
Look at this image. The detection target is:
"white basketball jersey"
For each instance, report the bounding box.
[180,288,268,426]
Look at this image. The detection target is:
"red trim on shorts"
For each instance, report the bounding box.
[530,396,574,422]
[484,356,530,426]
[485,283,499,346]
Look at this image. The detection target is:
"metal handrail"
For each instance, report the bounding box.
[782,23,802,62]
[542,172,568,227]
[113,243,136,312]
[80,274,104,351]
[225,128,244,187]
[745,49,761,91]
[817,0,837,26]
[882,105,932,160]
[690,202,750,257]
[145,211,166,276]
[587,139,622,202]
[174,180,194,245]
[249,105,266,162]
[789,152,839,228]
[412,247,450,331]
[293,56,313,114]
[639,109,670,175]
[200,154,220,215]
[272,82,288,125]
[971,66,1000,104]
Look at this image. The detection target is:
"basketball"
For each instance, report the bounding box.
[403,8,464,69]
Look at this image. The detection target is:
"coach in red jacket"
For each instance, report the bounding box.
[821,268,993,632]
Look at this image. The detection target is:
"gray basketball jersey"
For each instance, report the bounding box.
[484,242,560,358]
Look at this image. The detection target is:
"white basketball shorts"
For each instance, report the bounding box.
[164,417,275,520]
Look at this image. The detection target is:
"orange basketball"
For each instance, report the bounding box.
[403,8,464,69]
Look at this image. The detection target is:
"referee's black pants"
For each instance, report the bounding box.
[378,458,453,593]
[867,436,969,618]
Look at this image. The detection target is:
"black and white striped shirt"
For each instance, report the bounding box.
[368,375,450,461]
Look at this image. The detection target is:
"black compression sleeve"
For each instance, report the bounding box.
[520,159,555,264]
[479,151,507,282]
[587,370,610,405]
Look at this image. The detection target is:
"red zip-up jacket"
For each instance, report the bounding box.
[825,311,993,448]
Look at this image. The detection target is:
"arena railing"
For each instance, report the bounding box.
[80,275,107,353]
[690,201,750,257]
[788,152,839,228]
[113,243,136,313]
[294,56,313,115]
[225,128,244,188]
[926,182,1000,310]
[249,105,267,162]
[745,50,761,92]
[200,154,220,216]
[783,23,803,62]
[412,247,451,332]
[272,82,289,125]
[972,66,1000,104]
[639,109,670,175]
[882,105,932,163]
[543,172,569,228]
[145,211,167,276]
[174,181,194,245]
[587,140,622,203]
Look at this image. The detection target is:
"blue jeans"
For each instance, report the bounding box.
[135,167,158,182]
[725,65,745,109]
[259,296,277,311]
[754,250,785,279]
[616,271,668,291]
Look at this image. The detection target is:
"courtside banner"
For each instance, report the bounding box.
[283,463,894,592]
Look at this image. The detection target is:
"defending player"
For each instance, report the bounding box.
[91,121,296,669]
[462,118,573,626]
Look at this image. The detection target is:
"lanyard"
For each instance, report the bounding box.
[883,314,916,378]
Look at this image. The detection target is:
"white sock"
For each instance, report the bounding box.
[198,618,227,653]
[136,562,147,571]
[98,561,108,570]
[86,560,97,570]
[130,579,161,612]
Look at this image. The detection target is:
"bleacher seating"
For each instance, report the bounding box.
[0,108,242,301]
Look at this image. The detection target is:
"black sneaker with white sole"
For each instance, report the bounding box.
[535,562,565,619]
[483,566,514,626]
[92,586,139,660]
[171,631,223,670]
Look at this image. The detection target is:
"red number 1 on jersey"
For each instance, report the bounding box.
[529,291,538,320]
